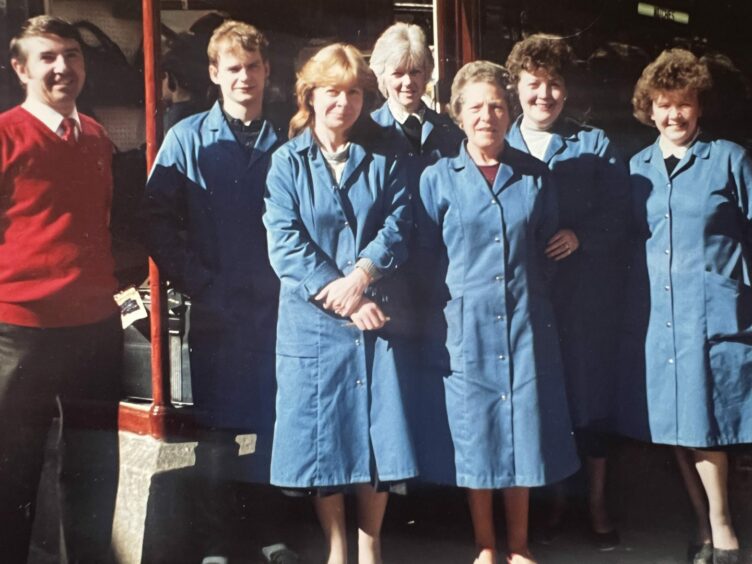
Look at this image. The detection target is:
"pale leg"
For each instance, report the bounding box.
[355,484,388,564]
[674,446,712,545]
[314,494,348,564]
[692,450,739,550]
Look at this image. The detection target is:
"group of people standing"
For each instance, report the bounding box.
[1,11,750,564]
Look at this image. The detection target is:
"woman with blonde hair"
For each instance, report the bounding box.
[369,22,463,176]
[369,22,465,484]
[417,60,579,564]
[619,48,751,564]
[263,43,416,564]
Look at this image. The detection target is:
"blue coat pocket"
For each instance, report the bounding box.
[704,270,752,341]
[704,271,752,400]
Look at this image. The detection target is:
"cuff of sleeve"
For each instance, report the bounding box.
[355,258,383,282]
[302,262,342,299]
[358,242,396,274]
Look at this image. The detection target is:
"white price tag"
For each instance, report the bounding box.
[114,287,148,329]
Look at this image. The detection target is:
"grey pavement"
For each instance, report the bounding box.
[31,423,752,564]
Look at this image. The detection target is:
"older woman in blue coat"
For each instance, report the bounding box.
[505,34,630,548]
[620,49,752,564]
[263,43,415,564]
[417,61,579,564]
[369,22,465,484]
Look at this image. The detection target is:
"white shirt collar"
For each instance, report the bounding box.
[22,99,81,136]
[659,129,700,159]
[387,98,425,125]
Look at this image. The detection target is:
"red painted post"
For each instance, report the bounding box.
[142,0,169,439]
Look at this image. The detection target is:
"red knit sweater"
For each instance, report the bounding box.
[0,106,118,327]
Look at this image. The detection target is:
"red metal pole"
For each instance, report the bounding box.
[142,0,169,439]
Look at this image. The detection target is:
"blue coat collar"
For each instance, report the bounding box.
[643,134,712,178]
[204,101,280,169]
[291,127,370,189]
[450,142,526,196]
[508,114,580,164]
[372,102,437,147]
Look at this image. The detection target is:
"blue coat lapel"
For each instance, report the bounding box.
[543,134,566,164]
[492,153,516,196]
[296,129,355,220]
[372,103,412,152]
[421,117,435,147]
[454,142,518,198]
[508,115,572,165]
[204,101,279,171]
[372,102,440,152]
[204,101,244,162]
[644,135,712,180]
[249,120,279,170]
[340,141,368,190]
[646,139,670,182]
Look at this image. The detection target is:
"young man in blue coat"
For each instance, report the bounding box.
[144,20,296,564]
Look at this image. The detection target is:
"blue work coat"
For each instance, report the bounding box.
[144,102,283,481]
[617,136,752,447]
[507,116,630,430]
[372,102,464,482]
[371,102,464,195]
[263,127,417,487]
[416,143,579,488]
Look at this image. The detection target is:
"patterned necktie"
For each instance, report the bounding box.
[59,117,77,143]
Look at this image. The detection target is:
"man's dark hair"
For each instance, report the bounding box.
[9,15,82,64]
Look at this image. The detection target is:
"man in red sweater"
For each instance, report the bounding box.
[0,15,122,563]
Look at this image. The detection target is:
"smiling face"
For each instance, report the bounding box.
[458,80,510,159]
[311,82,364,138]
[651,88,701,147]
[384,63,427,113]
[12,33,85,115]
[517,68,567,130]
[210,42,268,114]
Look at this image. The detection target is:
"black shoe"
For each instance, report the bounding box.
[262,543,300,564]
[530,520,562,545]
[713,548,740,564]
[592,528,620,552]
[688,542,713,564]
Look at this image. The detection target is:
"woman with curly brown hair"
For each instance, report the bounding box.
[619,48,751,564]
[505,34,630,550]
